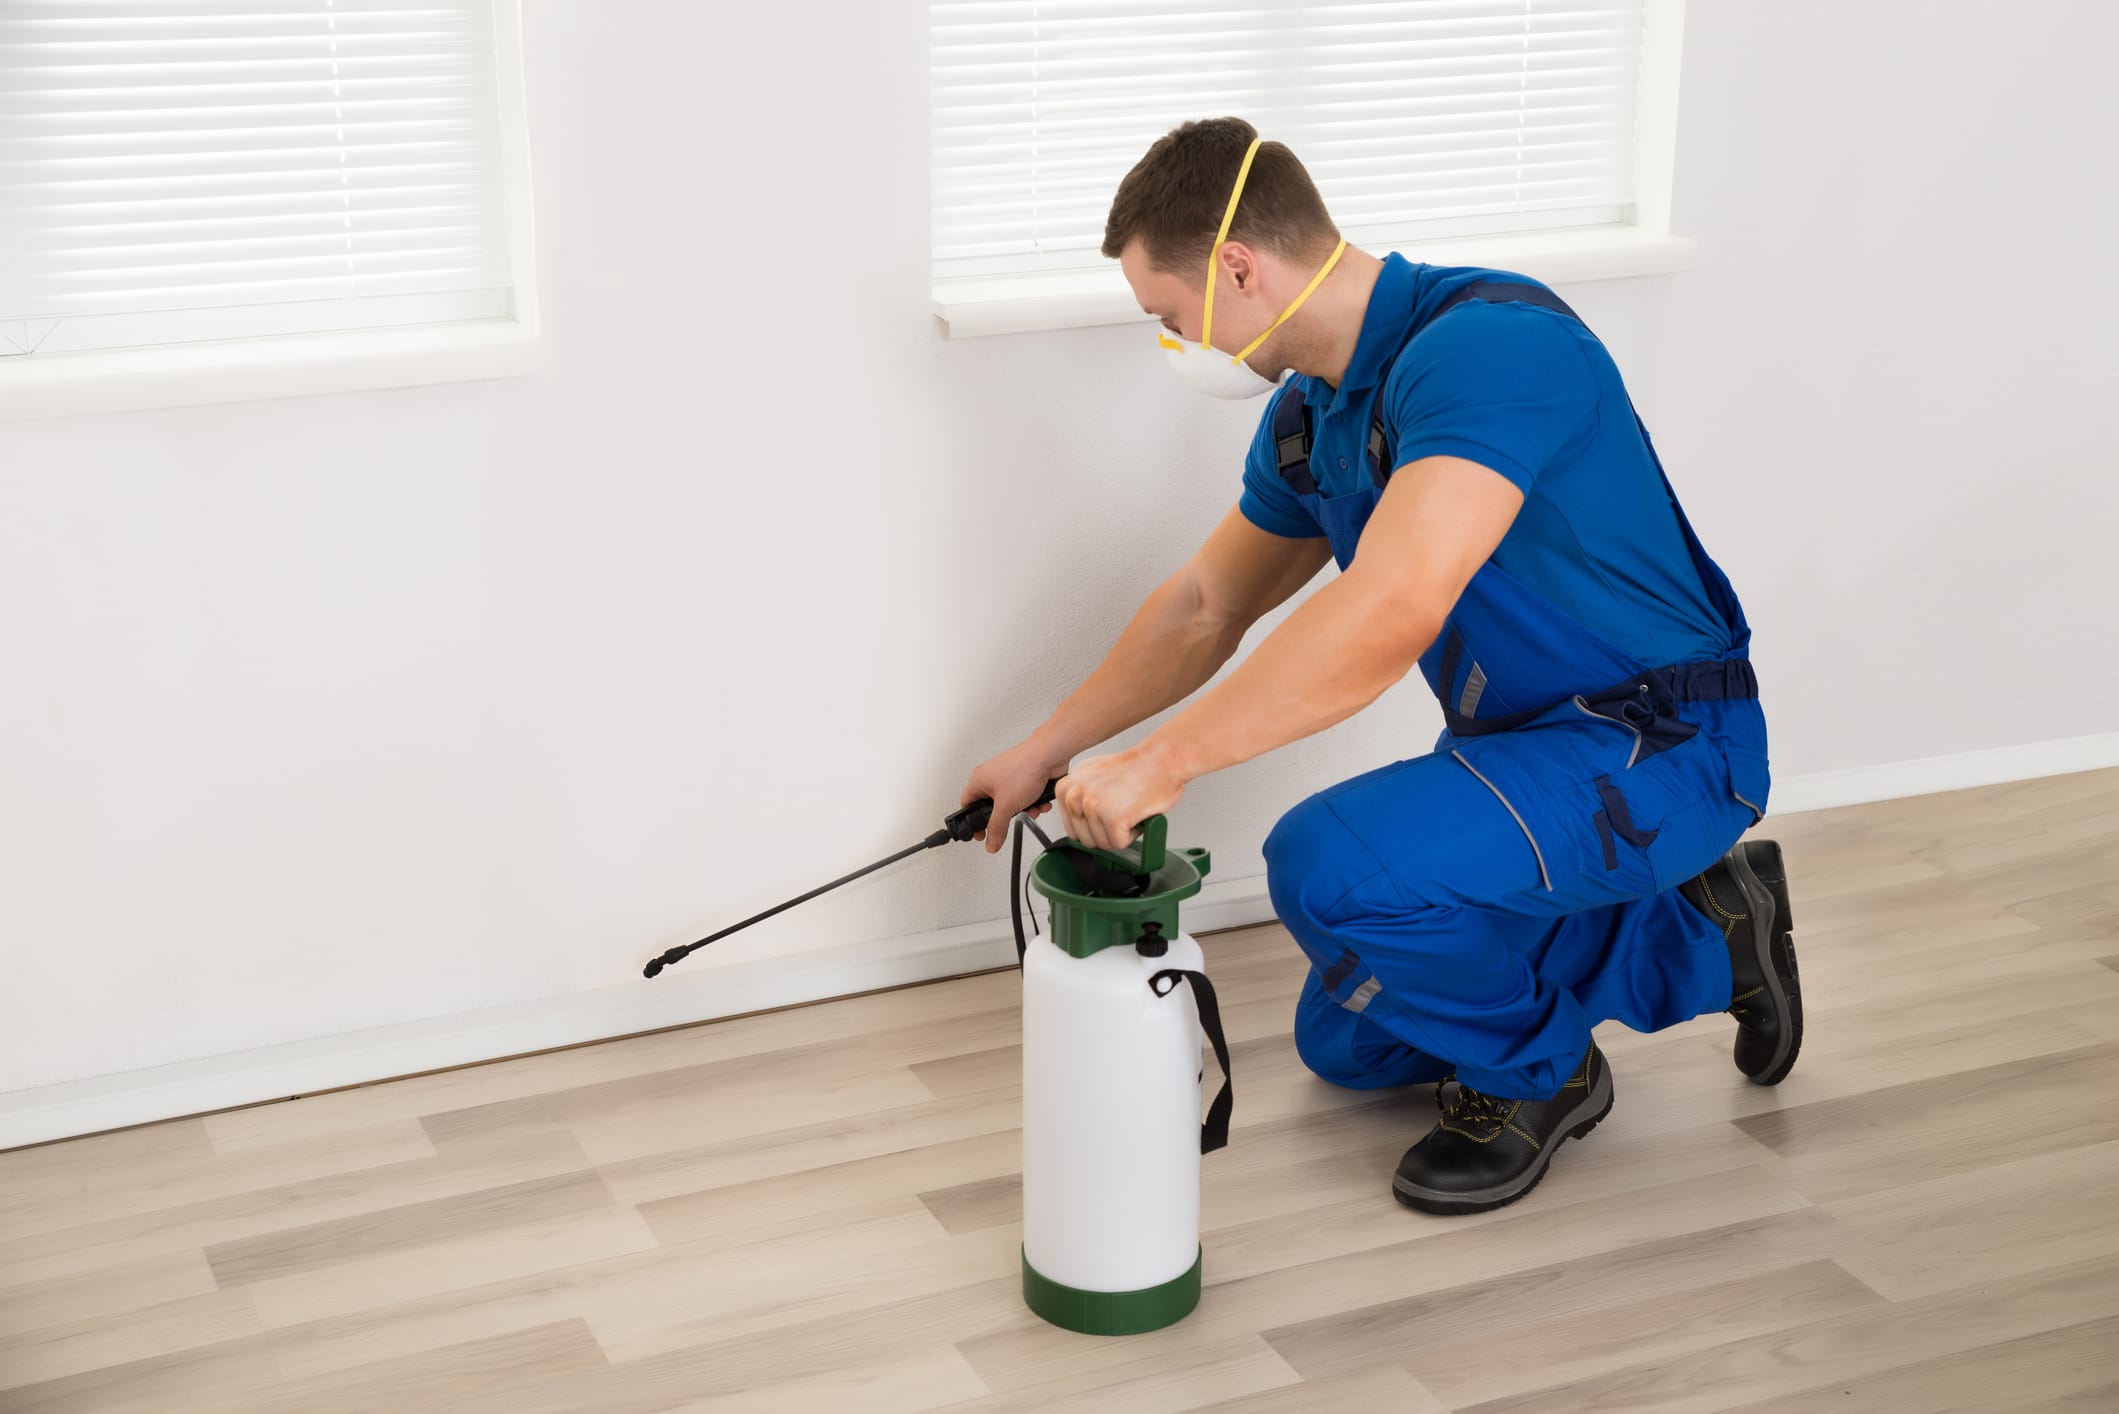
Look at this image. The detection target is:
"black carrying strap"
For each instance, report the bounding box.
[1150,969,1233,1154]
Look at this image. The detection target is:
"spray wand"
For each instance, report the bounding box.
[642,779,1062,977]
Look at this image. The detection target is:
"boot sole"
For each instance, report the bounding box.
[1391,1057,1615,1216]
[1727,840,1804,1085]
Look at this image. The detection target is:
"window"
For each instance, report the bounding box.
[0,0,530,362]
[930,0,1688,332]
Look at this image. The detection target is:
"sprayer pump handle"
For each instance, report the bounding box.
[945,778,1061,843]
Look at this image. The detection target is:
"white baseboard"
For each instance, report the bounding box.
[0,874,1274,1151]
[9,729,2117,1151]
[1763,731,2119,817]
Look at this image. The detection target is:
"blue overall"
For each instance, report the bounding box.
[1261,269,1772,1102]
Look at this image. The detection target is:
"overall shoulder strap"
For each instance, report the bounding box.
[1432,280,1584,326]
[1270,386,1319,496]
[1367,280,1588,489]
[1416,280,1750,650]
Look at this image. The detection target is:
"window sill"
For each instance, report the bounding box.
[934,226,1698,339]
[0,318,542,423]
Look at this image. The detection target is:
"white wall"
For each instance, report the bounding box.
[1646,1,2119,768]
[4,1,2114,1105]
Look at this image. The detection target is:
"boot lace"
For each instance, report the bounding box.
[1437,1076,1513,1129]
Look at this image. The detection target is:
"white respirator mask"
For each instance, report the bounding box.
[1156,332,1282,400]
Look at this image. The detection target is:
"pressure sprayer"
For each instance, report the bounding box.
[642,782,1233,1336]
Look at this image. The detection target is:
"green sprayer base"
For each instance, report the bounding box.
[1021,1246,1202,1335]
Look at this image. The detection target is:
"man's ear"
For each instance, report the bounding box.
[1217,239,1257,294]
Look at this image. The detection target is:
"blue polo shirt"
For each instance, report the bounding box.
[1238,254,1731,669]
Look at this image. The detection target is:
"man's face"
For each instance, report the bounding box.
[1119,237,1207,345]
[1120,236,1287,380]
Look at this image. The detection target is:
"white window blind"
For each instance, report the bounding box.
[931,0,1650,279]
[0,0,517,359]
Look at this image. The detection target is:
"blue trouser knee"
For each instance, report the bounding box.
[1268,698,1764,1100]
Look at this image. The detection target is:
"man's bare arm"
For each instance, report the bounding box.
[1026,507,1333,765]
[1139,456,1524,781]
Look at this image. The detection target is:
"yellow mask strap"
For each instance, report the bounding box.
[1198,137,1262,352]
[1230,236,1346,364]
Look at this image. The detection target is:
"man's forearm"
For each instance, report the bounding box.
[1142,570,1440,782]
[1030,571,1247,765]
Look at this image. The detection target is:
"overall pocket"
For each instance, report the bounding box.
[1724,744,1772,824]
[1558,743,1727,902]
[1570,690,1700,768]
[1564,766,1752,897]
[1450,747,1554,894]
[1565,773,1662,897]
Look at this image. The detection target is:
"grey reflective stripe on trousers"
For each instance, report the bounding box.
[1344,977,1381,1013]
[1451,748,1554,892]
[1733,788,1766,824]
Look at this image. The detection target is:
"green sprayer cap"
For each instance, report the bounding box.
[1028,815,1212,959]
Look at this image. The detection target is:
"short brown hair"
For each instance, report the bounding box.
[1101,117,1338,273]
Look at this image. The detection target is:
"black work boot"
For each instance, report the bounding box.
[1392,1040,1614,1216]
[1679,839,1803,1085]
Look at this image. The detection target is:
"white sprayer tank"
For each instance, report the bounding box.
[1018,819,1224,1336]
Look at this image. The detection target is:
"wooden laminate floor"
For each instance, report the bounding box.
[5,770,2119,1412]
